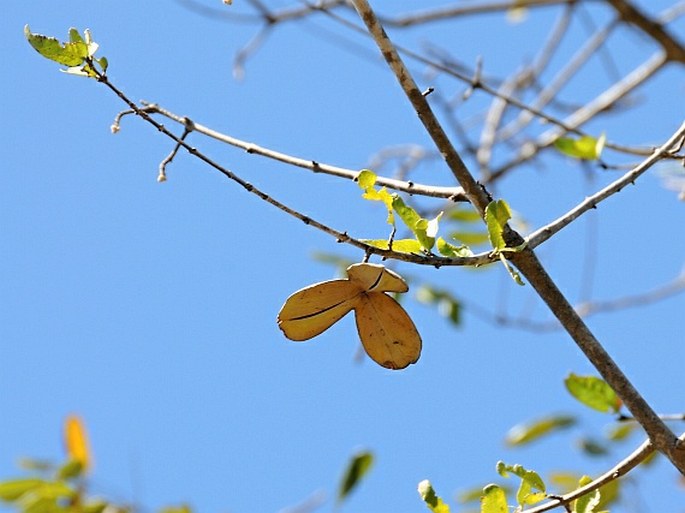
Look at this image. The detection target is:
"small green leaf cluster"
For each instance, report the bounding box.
[0,458,111,513]
[24,26,108,78]
[356,170,472,257]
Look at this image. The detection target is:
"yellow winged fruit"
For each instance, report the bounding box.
[277,263,422,369]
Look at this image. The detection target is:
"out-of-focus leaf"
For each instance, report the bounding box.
[57,459,83,480]
[564,374,621,414]
[596,479,620,509]
[26,482,75,500]
[417,480,450,513]
[577,438,609,456]
[360,239,424,254]
[606,422,637,442]
[83,501,109,513]
[415,285,461,325]
[573,476,600,513]
[446,208,482,223]
[0,479,46,502]
[548,472,581,493]
[21,495,58,513]
[160,505,192,513]
[311,252,354,276]
[337,451,373,504]
[436,237,473,258]
[496,462,545,506]
[17,460,54,473]
[554,133,606,160]
[505,415,576,446]
[480,484,507,513]
[448,231,490,246]
[64,415,91,471]
[458,485,513,504]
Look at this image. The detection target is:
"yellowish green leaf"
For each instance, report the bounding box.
[564,374,621,414]
[417,480,450,513]
[505,415,576,446]
[554,133,606,160]
[338,451,373,504]
[480,484,507,513]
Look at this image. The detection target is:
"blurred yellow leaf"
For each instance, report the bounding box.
[64,415,91,471]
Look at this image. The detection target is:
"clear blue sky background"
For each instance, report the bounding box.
[2,1,684,512]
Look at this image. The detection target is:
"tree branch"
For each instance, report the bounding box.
[136,102,468,201]
[606,0,685,63]
[527,120,685,249]
[351,0,685,474]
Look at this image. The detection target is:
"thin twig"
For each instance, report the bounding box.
[489,50,668,181]
[380,0,572,27]
[139,101,468,201]
[522,433,665,513]
[527,120,685,249]
[101,73,492,267]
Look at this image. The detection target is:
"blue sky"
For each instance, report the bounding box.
[2,1,685,512]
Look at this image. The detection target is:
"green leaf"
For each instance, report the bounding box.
[392,196,440,251]
[0,479,46,502]
[25,481,75,500]
[417,480,450,513]
[17,459,54,472]
[436,237,473,258]
[68,28,83,44]
[496,462,546,506]
[505,415,576,446]
[25,25,88,67]
[446,208,482,223]
[573,476,600,513]
[448,231,490,246]
[415,285,461,325]
[484,200,511,251]
[159,505,192,513]
[337,451,373,504]
[360,238,424,254]
[480,484,508,513]
[57,459,83,480]
[83,501,109,513]
[96,56,108,73]
[564,374,622,414]
[554,133,606,160]
[606,422,636,441]
[21,496,59,513]
[357,169,377,189]
[577,438,609,456]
